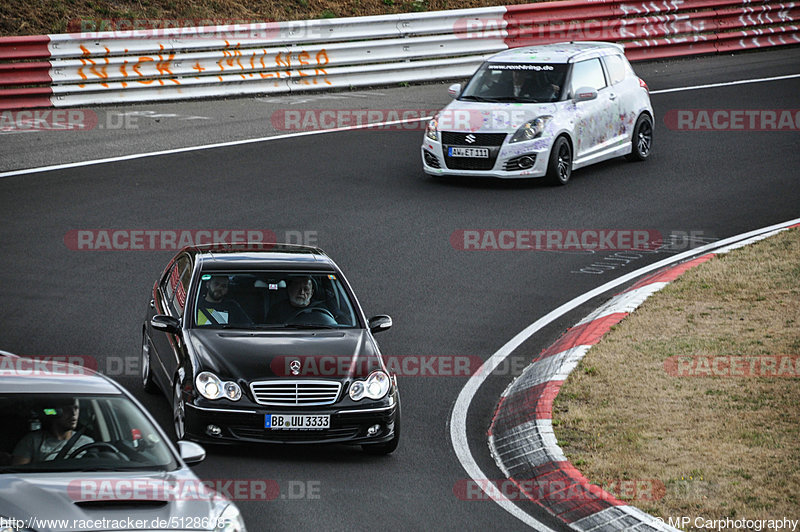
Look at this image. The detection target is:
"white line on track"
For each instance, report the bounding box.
[0,117,432,179]
[449,217,800,530]
[649,73,800,94]
[1,73,797,179]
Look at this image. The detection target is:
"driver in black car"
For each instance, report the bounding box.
[11,398,93,464]
[267,276,330,324]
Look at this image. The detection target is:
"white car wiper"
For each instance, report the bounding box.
[76,465,172,472]
[459,95,500,102]
[491,96,530,102]
[282,324,337,329]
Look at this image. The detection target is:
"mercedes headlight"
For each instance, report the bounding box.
[196,371,242,401]
[425,114,439,141]
[223,381,242,401]
[349,380,365,401]
[509,115,551,143]
[214,504,247,532]
[349,371,391,401]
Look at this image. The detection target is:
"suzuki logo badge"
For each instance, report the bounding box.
[465,134,477,144]
[290,360,301,375]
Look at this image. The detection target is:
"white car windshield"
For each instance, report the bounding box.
[460,62,569,103]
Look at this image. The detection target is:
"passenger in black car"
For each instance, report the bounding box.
[196,275,251,326]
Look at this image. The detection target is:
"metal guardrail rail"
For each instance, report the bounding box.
[0,1,797,109]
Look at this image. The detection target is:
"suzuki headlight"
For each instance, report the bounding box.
[425,115,439,141]
[214,504,247,532]
[196,371,241,401]
[349,371,391,401]
[509,115,551,143]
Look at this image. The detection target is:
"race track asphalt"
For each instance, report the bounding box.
[0,46,798,531]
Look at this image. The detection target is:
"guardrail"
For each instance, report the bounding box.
[1,0,798,110]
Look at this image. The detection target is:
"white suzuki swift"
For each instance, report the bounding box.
[421,41,653,185]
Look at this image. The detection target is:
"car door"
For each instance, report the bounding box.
[150,255,192,390]
[602,53,639,146]
[568,57,614,161]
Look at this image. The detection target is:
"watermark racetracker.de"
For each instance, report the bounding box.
[67,478,321,501]
[108,354,530,379]
[69,18,324,41]
[11,353,531,380]
[450,229,663,251]
[0,110,139,133]
[63,229,319,250]
[664,355,800,377]
[664,109,800,131]
[453,478,665,503]
[269,108,539,132]
[449,229,719,275]
[451,15,712,42]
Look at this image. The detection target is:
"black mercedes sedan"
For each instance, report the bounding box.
[141,244,399,454]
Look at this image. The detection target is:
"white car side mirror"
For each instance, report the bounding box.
[573,86,598,102]
[448,83,462,98]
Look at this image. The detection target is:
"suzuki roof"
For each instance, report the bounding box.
[486,41,625,64]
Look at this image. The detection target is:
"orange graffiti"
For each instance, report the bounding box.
[120,59,129,88]
[133,56,155,84]
[297,51,310,84]
[156,45,178,85]
[78,46,111,88]
[73,44,332,89]
[258,50,275,79]
[315,49,332,85]
[275,52,291,77]
[76,45,93,87]
[75,43,189,88]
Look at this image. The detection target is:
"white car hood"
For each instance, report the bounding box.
[438,99,560,133]
[0,469,229,531]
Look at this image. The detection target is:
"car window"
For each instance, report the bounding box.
[569,58,607,94]
[161,256,191,318]
[160,262,178,310]
[460,62,568,103]
[0,393,177,472]
[172,256,191,316]
[193,271,359,329]
[603,54,629,85]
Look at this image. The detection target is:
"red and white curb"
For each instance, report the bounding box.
[486,222,800,531]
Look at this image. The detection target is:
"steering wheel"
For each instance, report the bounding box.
[289,307,336,322]
[67,442,128,460]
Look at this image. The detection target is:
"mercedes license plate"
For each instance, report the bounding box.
[265,414,330,430]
